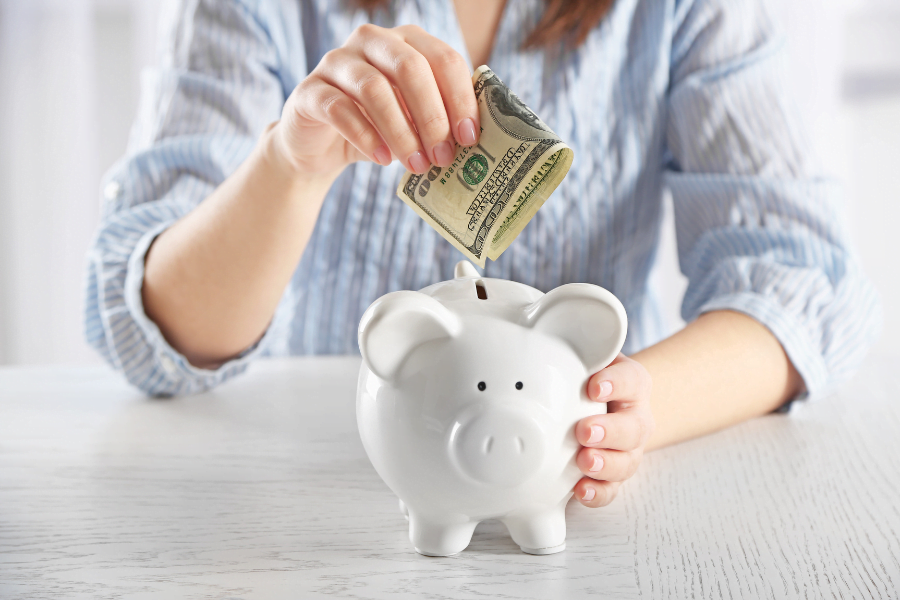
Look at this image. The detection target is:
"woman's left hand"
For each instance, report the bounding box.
[573,353,655,507]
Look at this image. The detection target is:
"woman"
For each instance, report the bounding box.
[84,0,880,508]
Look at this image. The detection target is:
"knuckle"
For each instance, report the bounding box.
[417,112,450,138]
[283,104,304,137]
[631,358,652,392]
[446,91,476,118]
[319,93,348,119]
[392,52,430,80]
[609,453,631,482]
[624,360,643,387]
[606,461,637,484]
[597,483,620,506]
[355,126,381,149]
[287,94,307,123]
[346,119,372,144]
[297,73,325,96]
[294,82,325,114]
[386,123,420,151]
[353,23,383,42]
[627,450,643,476]
[396,23,425,36]
[600,362,619,382]
[432,47,467,70]
[318,48,345,71]
[284,84,305,113]
[634,417,648,447]
[381,125,421,156]
[286,81,304,103]
[356,72,392,102]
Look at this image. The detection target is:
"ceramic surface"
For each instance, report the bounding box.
[357,261,627,556]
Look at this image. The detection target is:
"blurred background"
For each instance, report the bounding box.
[0,0,897,367]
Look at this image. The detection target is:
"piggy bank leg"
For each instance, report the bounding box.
[501,498,568,555]
[407,511,478,557]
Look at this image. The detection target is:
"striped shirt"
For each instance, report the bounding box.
[84,0,882,398]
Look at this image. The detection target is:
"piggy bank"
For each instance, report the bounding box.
[356,261,627,556]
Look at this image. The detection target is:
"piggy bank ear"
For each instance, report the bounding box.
[358,291,461,382]
[525,284,627,374]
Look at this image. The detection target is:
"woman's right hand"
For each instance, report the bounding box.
[270,24,481,179]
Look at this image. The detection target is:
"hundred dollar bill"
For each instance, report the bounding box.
[396,65,573,268]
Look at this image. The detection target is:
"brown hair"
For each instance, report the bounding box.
[351,0,614,50]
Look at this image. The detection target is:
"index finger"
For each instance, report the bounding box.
[398,25,481,147]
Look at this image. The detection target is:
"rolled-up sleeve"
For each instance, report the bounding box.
[84,0,300,395]
[665,0,882,400]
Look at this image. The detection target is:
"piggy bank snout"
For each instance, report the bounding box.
[450,405,546,487]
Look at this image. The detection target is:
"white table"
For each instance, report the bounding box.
[1,354,898,599]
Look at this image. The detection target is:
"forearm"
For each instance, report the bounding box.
[633,310,803,451]
[142,123,339,368]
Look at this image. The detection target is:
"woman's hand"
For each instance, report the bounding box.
[269,24,481,178]
[573,354,655,507]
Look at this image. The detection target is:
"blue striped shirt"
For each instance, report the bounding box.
[84,0,881,398]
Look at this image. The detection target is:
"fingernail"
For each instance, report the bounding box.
[596,381,612,400]
[373,144,392,166]
[433,140,455,166]
[408,151,429,174]
[588,425,605,444]
[458,118,477,146]
[582,487,595,501]
[590,454,604,472]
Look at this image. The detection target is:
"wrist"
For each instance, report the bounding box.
[257,120,342,191]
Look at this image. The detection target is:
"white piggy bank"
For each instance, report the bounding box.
[357,261,627,556]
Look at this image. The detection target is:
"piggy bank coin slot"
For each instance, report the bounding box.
[475,280,488,300]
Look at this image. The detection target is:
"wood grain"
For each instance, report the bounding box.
[624,354,900,600]
[0,359,635,599]
[0,355,897,599]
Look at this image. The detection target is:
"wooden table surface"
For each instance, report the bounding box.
[1,354,898,599]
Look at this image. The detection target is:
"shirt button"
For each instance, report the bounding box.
[159,354,177,374]
[104,180,122,201]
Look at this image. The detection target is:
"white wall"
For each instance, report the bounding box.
[842,3,900,356]
[0,0,896,365]
[0,0,159,365]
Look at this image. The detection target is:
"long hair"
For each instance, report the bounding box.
[350,0,614,50]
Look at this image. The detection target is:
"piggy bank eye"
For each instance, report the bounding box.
[515,381,523,390]
[477,381,487,391]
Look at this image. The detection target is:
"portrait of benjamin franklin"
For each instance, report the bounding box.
[482,73,556,141]
[489,86,549,132]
